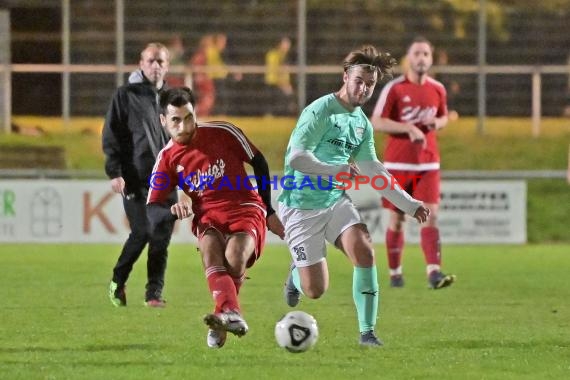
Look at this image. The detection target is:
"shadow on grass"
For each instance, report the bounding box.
[0,343,157,354]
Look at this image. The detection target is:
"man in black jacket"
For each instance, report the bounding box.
[102,42,177,307]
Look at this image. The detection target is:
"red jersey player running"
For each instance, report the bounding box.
[371,36,456,289]
[147,87,285,348]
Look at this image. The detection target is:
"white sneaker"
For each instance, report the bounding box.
[203,311,249,337]
[207,329,227,348]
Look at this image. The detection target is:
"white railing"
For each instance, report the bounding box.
[2,63,570,136]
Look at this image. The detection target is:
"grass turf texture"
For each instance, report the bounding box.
[1,243,568,379]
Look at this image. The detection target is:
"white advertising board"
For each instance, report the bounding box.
[0,180,526,244]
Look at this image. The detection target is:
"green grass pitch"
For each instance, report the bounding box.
[1,243,569,379]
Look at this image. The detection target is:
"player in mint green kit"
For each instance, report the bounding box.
[278,45,431,346]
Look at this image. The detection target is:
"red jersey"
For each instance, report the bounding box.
[373,75,447,171]
[147,121,265,218]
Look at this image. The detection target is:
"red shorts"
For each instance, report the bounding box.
[193,203,267,268]
[382,169,440,211]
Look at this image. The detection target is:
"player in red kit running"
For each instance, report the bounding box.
[147,87,285,348]
[371,36,456,290]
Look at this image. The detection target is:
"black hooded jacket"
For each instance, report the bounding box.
[102,71,169,196]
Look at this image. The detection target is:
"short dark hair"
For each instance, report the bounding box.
[343,45,397,80]
[407,36,434,53]
[159,87,196,114]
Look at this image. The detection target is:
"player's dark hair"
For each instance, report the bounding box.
[159,87,196,114]
[407,36,434,53]
[343,45,397,80]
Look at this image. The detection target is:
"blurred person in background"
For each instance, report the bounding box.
[371,36,456,290]
[434,48,460,121]
[264,36,297,116]
[147,87,284,348]
[166,34,186,87]
[189,34,216,118]
[279,45,431,347]
[206,33,242,115]
[102,42,177,308]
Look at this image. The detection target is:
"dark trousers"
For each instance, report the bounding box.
[111,188,176,300]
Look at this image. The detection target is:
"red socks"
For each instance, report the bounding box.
[385,229,404,272]
[205,266,240,313]
[420,227,441,266]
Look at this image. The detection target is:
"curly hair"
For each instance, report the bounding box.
[343,45,397,80]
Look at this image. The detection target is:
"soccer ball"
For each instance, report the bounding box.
[275,311,318,353]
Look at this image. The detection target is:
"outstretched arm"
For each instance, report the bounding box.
[250,151,285,239]
[356,160,429,223]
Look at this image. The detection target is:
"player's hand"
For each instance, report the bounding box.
[348,162,361,178]
[407,125,427,149]
[170,201,193,220]
[413,205,430,223]
[267,213,285,240]
[110,177,126,196]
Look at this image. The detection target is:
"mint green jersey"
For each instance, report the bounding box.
[278,93,378,209]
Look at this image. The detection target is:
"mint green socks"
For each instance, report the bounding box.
[352,266,379,333]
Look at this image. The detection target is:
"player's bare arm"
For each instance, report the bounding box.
[267,213,285,240]
[372,117,426,145]
[421,114,448,131]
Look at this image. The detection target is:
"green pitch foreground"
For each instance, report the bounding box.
[0,244,568,380]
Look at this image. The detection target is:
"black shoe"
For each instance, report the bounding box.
[359,330,383,347]
[428,271,456,289]
[390,275,404,288]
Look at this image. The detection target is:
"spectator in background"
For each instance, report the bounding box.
[166,34,186,87]
[264,36,297,116]
[371,36,456,290]
[206,33,242,115]
[102,42,177,308]
[189,34,216,118]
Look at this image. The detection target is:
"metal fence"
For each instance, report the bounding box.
[2,0,570,135]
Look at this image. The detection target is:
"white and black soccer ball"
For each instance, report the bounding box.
[275,311,318,353]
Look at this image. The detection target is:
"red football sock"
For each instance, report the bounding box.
[232,273,246,295]
[420,227,441,267]
[385,229,404,271]
[205,266,240,314]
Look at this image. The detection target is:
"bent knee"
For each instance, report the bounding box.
[302,286,326,299]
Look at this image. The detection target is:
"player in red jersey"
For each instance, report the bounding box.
[371,36,456,290]
[147,87,285,348]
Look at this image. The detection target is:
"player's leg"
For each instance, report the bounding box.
[203,232,256,338]
[415,170,456,289]
[145,216,174,307]
[224,232,256,297]
[145,191,177,306]
[199,228,240,313]
[385,208,406,287]
[329,196,382,346]
[279,203,330,306]
[109,195,149,307]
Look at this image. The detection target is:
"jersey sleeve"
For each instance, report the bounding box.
[222,122,260,163]
[437,85,448,117]
[289,106,328,152]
